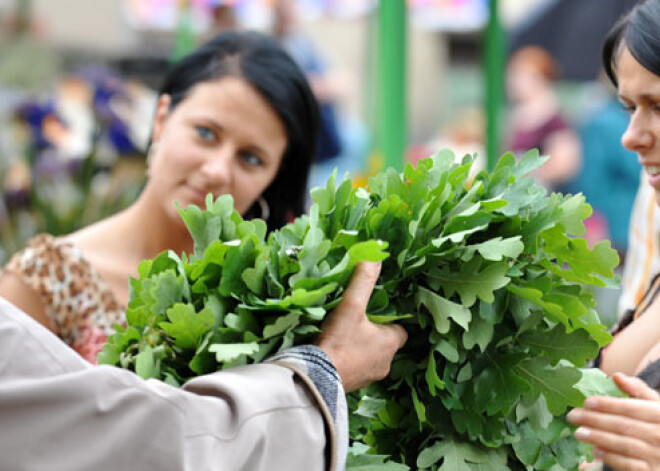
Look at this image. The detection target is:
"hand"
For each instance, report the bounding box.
[317,262,408,392]
[579,461,602,470]
[567,373,660,470]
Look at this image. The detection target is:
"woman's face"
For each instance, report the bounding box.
[506,62,547,103]
[618,47,660,203]
[147,77,287,223]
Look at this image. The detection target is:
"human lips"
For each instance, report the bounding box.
[644,164,660,176]
[184,184,210,205]
[642,164,660,189]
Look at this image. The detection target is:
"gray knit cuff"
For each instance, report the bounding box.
[268,345,348,471]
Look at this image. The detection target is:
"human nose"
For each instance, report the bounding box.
[200,145,233,186]
[622,110,655,152]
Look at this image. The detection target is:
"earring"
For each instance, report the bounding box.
[257,196,270,221]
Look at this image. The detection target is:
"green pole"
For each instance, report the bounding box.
[14,0,31,36]
[171,0,196,62]
[379,0,406,172]
[365,10,380,155]
[484,0,506,170]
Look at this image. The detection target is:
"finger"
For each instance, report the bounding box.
[574,426,660,462]
[613,372,660,401]
[600,451,651,471]
[582,395,660,424]
[339,262,381,317]
[568,407,659,442]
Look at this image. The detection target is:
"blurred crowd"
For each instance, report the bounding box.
[0,63,154,262]
[0,0,372,264]
[426,43,640,258]
[0,0,648,324]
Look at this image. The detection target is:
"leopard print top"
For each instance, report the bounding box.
[3,234,125,363]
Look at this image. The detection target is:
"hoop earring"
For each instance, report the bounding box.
[257,196,270,221]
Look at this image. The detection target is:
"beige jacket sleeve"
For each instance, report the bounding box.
[0,297,335,471]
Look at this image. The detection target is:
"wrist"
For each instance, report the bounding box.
[317,337,354,391]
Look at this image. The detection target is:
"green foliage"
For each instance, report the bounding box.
[0,150,143,264]
[100,150,619,469]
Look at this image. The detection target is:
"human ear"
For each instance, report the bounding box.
[150,94,172,146]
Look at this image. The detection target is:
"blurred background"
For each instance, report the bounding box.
[0,0,643,323]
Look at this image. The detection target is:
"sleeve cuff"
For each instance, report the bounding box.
[267,345,348,471]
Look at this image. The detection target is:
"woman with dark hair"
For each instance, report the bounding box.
[0,34,408,470]
[595,0,660,379]
[566,1,660,469]
[152,30,318,232]
[0,31,320,362]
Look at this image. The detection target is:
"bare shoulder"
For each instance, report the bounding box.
[64,212,126,251]
[61,211,140,306]
[66,215,133,265]
[0,271,54,332]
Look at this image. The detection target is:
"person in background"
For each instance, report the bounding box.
[575,84,641,258]
[0,261,408,470]
[210,1,237,32]
[567,2,660,469]
[0,31,317,363]
[272,0,344,165]
[203,0,239,41]
[271,0,371,198]
[506,45,582,194]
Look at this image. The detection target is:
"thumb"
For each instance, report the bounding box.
[338,262,381,318]
[613,372,660,401]
[381,323,408,350]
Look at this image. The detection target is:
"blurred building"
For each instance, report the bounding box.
[0,0,551,145]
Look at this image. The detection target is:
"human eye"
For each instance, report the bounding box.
[195,125,217,143]
[239,150,264,167]
[619,102,635,114]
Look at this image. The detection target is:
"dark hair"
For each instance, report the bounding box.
[602,0,660,86]
[157,30,319,232]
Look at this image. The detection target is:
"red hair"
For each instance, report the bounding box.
[509,46,560,81]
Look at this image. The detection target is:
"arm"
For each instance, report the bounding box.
[536,129,582,186]
[568,373,660,470]
[636,339,660,375]
[0,262,405,471]
[0,270,53,332]
[600,296,660,375]
[0,297,328,470]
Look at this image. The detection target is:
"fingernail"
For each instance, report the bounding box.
[575,427,591,440]
[593,447,604,458]
[584,397,599,408]
[566,409,582,422]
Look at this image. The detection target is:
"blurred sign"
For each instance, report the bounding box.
[409,0,489,31]
[294,0,377,19]
[122,0,488,31]
[121,0,211,30]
